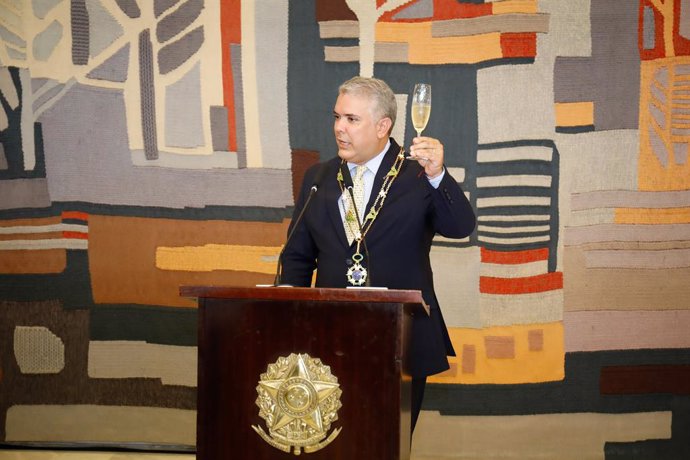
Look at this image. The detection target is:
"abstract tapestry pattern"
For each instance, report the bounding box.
[1,0,689,458]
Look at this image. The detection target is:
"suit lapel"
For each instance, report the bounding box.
[362,138,415,245]
[365,138,402,214]
[325,159,351,248]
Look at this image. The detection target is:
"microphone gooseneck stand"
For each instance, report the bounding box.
[274,164,328,286]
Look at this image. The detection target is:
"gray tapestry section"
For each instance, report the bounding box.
[393,0,432,20]
[165,61,204,148]
[231,43,246,167]
[682,0,690,40]
[155,0,182,18]
[71,0,90,66]
[642,6,655,50]
[0,178,51,210]
[86,44,130,82]
[210,106,229,152]
[32,80,69,114]
[139,29,159,160]
[255,0,291,169]
[33,20,62,62]
[115,0,141,19]
[86,0,125,58]
[0,24,25,48]
[37,84,292,209]
[674,143,689,165]
[553,0,640,130]
[33,0,62,19]
[158,26,204,75]
[156,0,204,44]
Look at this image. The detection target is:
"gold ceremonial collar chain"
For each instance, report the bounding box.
[337,147,405,285]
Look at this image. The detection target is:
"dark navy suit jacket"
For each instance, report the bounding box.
[281,138,476,377]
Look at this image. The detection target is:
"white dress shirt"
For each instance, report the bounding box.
[338,140,445,221]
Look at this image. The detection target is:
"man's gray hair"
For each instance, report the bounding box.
[339,76,397,128]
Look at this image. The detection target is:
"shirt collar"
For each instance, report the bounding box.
[347,139,390,175]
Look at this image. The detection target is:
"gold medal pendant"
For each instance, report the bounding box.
[346,253,367,286]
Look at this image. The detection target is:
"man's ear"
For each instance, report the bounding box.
[377,117,392,138]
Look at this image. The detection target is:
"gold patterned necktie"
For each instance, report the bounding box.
[344,165,367,244]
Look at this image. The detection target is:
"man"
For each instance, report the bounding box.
[281,76,475,433]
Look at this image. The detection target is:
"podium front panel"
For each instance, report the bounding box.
[196,294,413,459]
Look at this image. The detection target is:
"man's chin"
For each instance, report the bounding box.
[337,149,353,161]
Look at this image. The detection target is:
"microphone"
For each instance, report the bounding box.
[339,162,372,287]
[274,163,328,286]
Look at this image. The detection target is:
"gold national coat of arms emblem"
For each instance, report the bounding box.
[252,353,343,455]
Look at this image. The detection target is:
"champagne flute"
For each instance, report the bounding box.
[407,83,431,160]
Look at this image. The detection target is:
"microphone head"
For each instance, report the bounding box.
[311,163,329,190]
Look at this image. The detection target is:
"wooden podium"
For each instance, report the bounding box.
[180,286,428,460]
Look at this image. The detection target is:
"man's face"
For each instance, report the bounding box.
[333,92,390,165]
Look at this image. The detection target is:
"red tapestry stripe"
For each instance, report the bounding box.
[480,272,563,294]
[61,211,89,221]
[501,33,537,58]
[62,231,89,240]
[481,247,549,264]
[433,0,492,20]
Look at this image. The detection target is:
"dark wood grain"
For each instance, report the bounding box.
[181,285,428,315]
[193,287,423,459]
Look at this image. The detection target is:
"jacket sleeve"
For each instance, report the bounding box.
[278,165,319,286]
[429,169,476,239]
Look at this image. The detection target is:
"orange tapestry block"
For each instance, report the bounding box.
[376,22,503,64]
[0,216,61,227]
[555,102,595,127]
[429,322,565,384]
[615,207,690,224]
[0,249,66,274]
[493,0,538,15]
[88,215,288,308]
[638,60,690,191]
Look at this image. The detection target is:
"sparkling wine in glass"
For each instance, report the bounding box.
[411,83,431,137]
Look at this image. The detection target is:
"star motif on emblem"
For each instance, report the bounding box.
[258,354,340,433]
[346,263,367,286]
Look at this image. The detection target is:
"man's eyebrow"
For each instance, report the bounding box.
[333,110,359,118]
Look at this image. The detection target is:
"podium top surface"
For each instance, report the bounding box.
[180,285,426,309]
